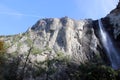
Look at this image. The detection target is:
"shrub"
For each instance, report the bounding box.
[31,47,43,55]
[0,40,6,80]
[80,64,117,80]
[0,40,6,64]
[0,40,5,53]
[69,62,119,80]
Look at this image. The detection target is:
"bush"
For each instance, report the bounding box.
[0,40,6,80]
[80,64,117,80]
[0,40,5,53]
[0,40,6,64]
[68,62,120,80]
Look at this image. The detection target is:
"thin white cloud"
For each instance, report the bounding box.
[0,12,40,18]
[0,4,40,18]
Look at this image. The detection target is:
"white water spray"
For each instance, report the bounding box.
[98,19,120,70]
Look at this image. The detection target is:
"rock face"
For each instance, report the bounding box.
[99,1,120,51]
[107,1,120,39]
[0,1,120,80]
[1,17,101,63]
[0,17,103,80]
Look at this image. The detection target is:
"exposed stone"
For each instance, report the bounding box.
[1,17,104,64]
[107,2,120,39]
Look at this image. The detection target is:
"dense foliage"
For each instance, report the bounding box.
[0,40,120,80]
[0,40,6,80]
[67,62,120,80]
[0,40,6,64]
[0,41,5,53]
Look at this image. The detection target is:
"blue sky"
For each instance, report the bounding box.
[0,0,119,35]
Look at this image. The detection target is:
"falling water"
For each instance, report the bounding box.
[98,19,120,70]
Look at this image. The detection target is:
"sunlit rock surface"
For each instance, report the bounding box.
[0,17,103,80]
[1,17,101,64]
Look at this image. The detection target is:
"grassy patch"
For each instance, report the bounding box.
[26,38,32,47]
[31,47,43,55]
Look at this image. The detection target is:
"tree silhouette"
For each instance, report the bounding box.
[0,41,4,52]
[0,40,5,64]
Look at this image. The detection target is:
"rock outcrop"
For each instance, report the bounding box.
[1,17,101,63]
[0,17,103,80]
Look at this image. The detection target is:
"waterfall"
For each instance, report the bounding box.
[98,19,120,70]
